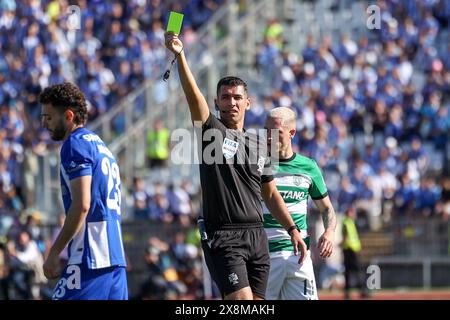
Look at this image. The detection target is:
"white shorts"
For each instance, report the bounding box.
[266,251,318,300]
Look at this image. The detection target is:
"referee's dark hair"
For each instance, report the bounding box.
[216,76,248,96]
[39,82,88,125]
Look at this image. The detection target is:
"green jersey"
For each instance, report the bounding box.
[263,153,328,253]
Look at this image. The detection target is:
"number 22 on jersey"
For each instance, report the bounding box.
[98,145,122,215]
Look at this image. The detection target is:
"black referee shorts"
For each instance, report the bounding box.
[201,225,270,298]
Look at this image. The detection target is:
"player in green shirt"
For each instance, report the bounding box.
[264,107,337,300]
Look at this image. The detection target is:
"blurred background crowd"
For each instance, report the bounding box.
[0,0,449,299]
[247,0,450,228]
[0,0,221,300]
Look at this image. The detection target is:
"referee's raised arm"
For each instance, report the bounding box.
[164,31,209,124]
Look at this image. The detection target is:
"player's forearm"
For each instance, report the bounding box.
[265,192,296,231]
[49,206,88,257]
[176,51,210,123]
[321,206,337,232]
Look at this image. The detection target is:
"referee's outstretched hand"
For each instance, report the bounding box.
[164,31,183,55]
[290,229,307,264]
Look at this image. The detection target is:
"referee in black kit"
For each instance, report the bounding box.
[165,32,306,300]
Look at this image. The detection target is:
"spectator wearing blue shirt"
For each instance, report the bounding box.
[394,173,417,218]
[384,103,404,140]
[337,177,357,214]
[416,177,441,216]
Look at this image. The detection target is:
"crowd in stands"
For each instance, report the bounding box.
[0,211,52,299]
[248,0,450,229]
[0,0,224,215]
[0,0,221,300]
[132,233,206,300]
[131,177,201,224]
[1,0,450,299]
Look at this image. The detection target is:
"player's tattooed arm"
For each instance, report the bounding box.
[314,196,337,258]
[321,206,337,232]
[314,196,337,231]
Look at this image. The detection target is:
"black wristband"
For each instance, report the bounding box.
[287,225,299,236]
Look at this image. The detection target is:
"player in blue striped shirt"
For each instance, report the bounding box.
[40,82,128,300]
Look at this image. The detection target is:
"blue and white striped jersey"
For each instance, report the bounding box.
[60,127,126,269]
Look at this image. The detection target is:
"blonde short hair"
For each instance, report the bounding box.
[268,107,297,129]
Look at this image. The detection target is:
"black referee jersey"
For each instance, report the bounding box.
[198,113,273,233]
